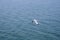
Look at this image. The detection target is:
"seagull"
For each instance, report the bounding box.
[32,19,39,25]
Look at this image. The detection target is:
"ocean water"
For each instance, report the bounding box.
[0,0,60,40]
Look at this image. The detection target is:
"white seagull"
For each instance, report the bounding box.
[32,19,39,25]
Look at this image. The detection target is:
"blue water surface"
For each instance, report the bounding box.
[0,0,60,40]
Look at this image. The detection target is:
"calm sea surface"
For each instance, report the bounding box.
[0,0,60,40]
